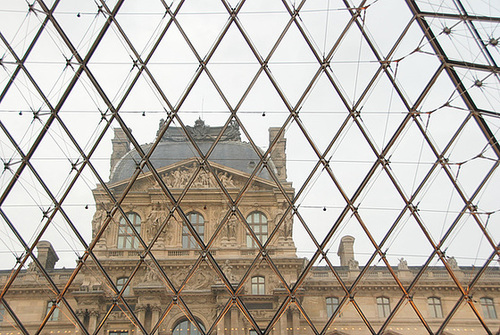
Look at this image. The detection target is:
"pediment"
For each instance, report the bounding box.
[108,158,282,193]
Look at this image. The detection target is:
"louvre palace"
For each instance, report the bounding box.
[0,121,498,335]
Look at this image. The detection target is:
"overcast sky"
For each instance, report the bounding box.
[0,0,499,273]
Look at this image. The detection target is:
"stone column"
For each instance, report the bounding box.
[278,312,287,335]
[231,307,240,334]
[291,307,300,335]
[219,311,226,335]
[88,310,99,334]
[75,310,85,334]
[151,305,162,335]
[135,305,147,334]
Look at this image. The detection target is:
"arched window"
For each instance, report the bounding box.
[173,319,205,335]
[182,212,205,249]
[246,211,268,248]
[117,212,141,249]
[480,297,497,319]
[376,296,390,318]
[251,276,265,295]
[326,297,340,318]
[428,297,443,318]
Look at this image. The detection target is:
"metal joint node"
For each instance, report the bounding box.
[349,204,358,214]
[408,203,418,213]
[439,156,449,164]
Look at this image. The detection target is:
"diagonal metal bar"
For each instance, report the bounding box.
[406,0,500,161]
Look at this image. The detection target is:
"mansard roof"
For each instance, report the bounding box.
[109,119,277,183]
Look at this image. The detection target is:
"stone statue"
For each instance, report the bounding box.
[398,258,408,270]
[283,218,292,239]
[448,256,459,270]
[91,208,106,238]
[147,204,166,235]
[226,216,237,239]
[348,258,359,270]
[144,263,161,283]
[222,260,235,282]
[218,172,235,188]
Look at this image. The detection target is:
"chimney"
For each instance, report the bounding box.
[269,127,287,181]
[110,127,131,176]
[36,241,59,271]
[337,235,355,266]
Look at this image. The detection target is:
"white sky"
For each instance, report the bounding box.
[0,0,499,273]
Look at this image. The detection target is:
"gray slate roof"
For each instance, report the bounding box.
[109,140,273,184]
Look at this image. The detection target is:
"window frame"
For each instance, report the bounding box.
[376,296,391,318]
[182,212,205,249]
[427,297,443,318]
[116,277,131,296]
[173,318,205,335]
[46,301,59,321]
[117,212,141,249]
[326,296,340,318]
[251,276,266,295]
[246,211,268,248]
[480,297,497,319]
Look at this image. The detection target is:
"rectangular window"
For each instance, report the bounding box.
[46,301,59,321]
[376,297,390,318]
[251,276,265,295]
[480,297,497,319]
[428,297,443,318]
[109,332,128,335]
[116,277,131,296]
[326,297,339,318]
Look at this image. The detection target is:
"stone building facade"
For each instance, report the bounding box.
[0,120,498,335]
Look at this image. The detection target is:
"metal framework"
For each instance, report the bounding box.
[0,0,499,334]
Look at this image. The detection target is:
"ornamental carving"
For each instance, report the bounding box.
[161,165,239,190]
[172,268,214,290]
[158,118,241,142]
